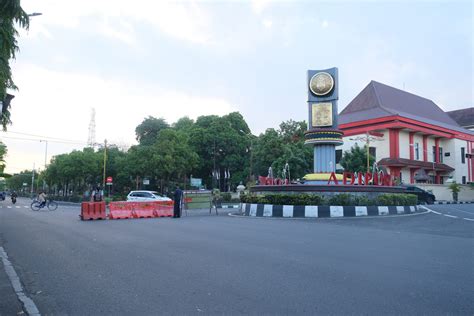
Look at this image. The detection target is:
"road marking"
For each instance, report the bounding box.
[7,206,12,209]
[24,206,29,209]
[15,206,20,208]
[451,208,474,216]
[463,218,474,222]
[430,210,441,215]
[0,247,41,316]
[443,214,458,219]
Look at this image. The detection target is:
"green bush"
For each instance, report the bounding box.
[328,194,353,206]
[222,192,232,202]
[240,192,417,206]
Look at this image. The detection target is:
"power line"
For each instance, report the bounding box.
[0,135,87,145]
[2,130,87,144]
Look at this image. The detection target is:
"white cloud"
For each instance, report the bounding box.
[99,18,136,46]
[21,0,214,45]
[262,18,273,29]
[4,64,235,173]
[322,20,329,28]
[251,0,274,14]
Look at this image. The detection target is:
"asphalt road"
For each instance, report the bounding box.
[0,198,473,315]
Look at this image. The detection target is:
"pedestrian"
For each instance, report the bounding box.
[173,184,183,218]
[91,185,103,202]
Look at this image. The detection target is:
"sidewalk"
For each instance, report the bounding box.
[0,259,24,315]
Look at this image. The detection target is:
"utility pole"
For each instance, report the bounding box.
[102,139,107,188]
[31,163,35,196]
[40,140,48,190]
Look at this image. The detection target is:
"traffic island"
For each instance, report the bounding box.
[239,203,420,218]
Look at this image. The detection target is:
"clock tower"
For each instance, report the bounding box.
[304,67,344,180]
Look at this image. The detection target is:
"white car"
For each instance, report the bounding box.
[126,191,172,202]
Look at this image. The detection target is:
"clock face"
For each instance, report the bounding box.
[309,72,334,96]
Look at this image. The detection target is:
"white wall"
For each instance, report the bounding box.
[341,129,389,162]
[412,134,423,161]
[400,169,411,184]
[416,184,474,201]
[399,131,410,159]
[453,139,469,183]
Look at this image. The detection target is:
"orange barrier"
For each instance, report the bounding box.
[108,200,174,219]
[153,201,173,217]
[80,201,106,220]
[109,202,134,219]
[132,202,155,218]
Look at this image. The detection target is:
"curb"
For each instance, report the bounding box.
[240,203,420,218]
[218,204,240,209]
[433,201,474,205]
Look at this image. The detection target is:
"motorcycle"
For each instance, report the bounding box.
[11,196,17,204]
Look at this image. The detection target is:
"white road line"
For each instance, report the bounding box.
[0,247,41,315]
[7,206,12,209]
[443,214,458,219]
[463,218,474,222]
[24,206,29,209]
[15,206,20,208]
[430,210,441,215]
[451,208,474,216]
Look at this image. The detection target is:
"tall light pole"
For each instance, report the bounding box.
[102,139,107,188]
[349,132,384,173]
[239,129,254,182]
[40,140,48,190]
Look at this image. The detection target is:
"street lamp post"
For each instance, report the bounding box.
[103,139,107,188]
[239,129,254,183]
[349,132,384,173]
[40,140,48,190]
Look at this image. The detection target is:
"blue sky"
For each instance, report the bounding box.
[2,0,473,173]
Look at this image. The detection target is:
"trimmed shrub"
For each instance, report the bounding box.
[241,192,417,206]
[222,192,232,202]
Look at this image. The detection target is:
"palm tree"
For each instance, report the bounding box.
[0,0,29,130]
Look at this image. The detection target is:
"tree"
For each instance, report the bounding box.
[135,116,169,146]
[6,170,32,191]
[278,119,307,143]
[172,116,194,132]
[0,0,29,129]
[152,129,199,185]
[0,141,7,174]
[448,182,461,202]
[188,113,250,189]
[340,143,375,173]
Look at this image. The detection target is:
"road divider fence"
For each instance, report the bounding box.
[80,201,107,220]
[108,201,173,220]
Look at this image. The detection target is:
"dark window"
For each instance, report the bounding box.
[369,147,376,159]
[439,147,443,163]
[462,176,466,184]
[415,143,420,160]
[432,146,436,163]
[461,147,465,164]
[336,149,342,164]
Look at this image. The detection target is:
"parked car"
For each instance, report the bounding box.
[126,191,171,202]
[403,185,436,204]
[0,192,5,201]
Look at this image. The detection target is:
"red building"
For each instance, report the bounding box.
[338,81,474,185]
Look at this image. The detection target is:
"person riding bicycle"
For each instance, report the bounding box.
[38,191,47,208]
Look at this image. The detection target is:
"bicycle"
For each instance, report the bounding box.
[31,199,58,211]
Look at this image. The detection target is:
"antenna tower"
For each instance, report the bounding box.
[87,108,96,147]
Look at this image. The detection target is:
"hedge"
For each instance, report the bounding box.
[240,193,417,206]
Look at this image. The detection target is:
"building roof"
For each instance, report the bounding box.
[446,107,474,129]
[339,81,474,135]
[378,157,455,172]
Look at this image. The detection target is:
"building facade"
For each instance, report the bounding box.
[337,81,474,185]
